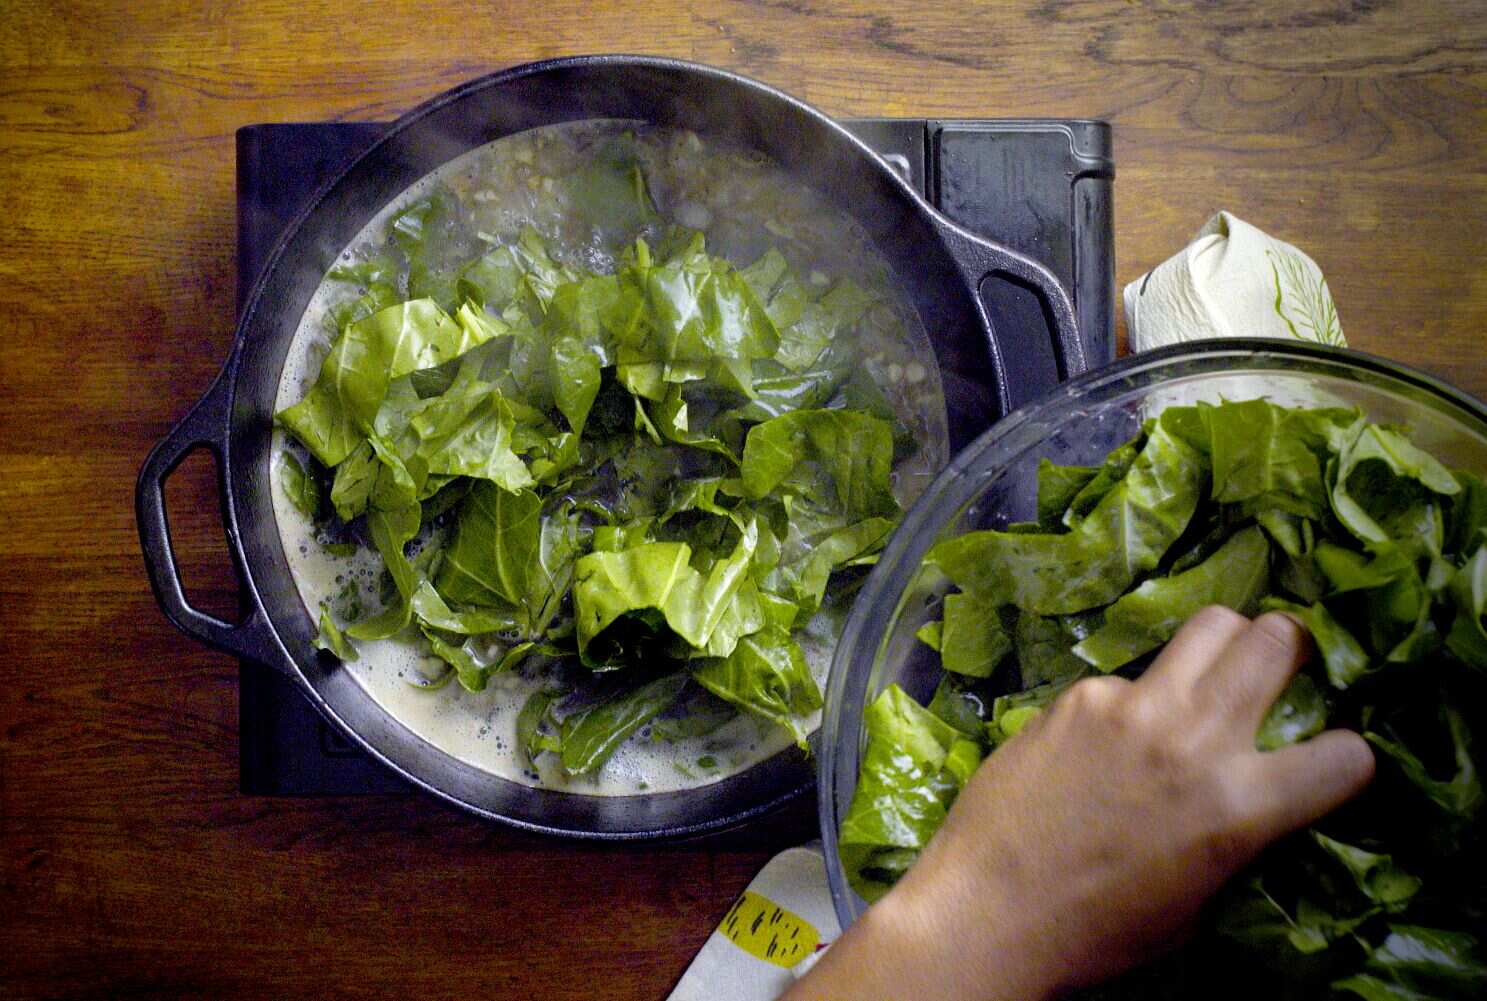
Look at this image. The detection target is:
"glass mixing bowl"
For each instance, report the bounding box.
[818,338,1487,930]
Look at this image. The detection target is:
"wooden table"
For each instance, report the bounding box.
[3,2,1483,997]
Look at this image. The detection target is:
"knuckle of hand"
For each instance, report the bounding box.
[1061,676,1125,717]
[1187,604,1250,637]
[1247,611,1308,661]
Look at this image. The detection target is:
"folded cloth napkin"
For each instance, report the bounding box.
[671,212,1346,1001]
[666,842,841,1000]
[1124,211,1345,351]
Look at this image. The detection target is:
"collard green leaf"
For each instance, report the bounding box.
[326,257,400,318]
[770,278,872,372]
[986,681,1071,745]
[1074,525,1270,671]
[410,382,534,491]
[276,299,500,467]
[457,246,520,310]
[1036,459,1099,528]
[660,477,734,524]
[313,605,357,661]
[607,233,780,396]
[1258,509,1314,560]
[1332,423,1461,548]
[727,342,857,423]
[650,689,739,741]
[1311,832,1422,911]
[929,417,1205,614]
[739,409,899,522]
[1256,672,1327,751]
[648,384,739,462]
[776,516,895,622]
[739,247,790,305]
[1446,545,1487,670]
[435,484,541,608]
[346,504,422,641]
[839,685,972,903]
[336,506,511,642]
[422,628,490,693]
[1202,400,1356,518]
[1317,542,1416,595]
[697,579,767,660]
[558,672,688,775]
[517,688,562,762]
[367,432,420,512]
[1445,471,1487,557]
[689,519,762,659]
[1366,707,1483,820]
[420,476,471,523]
[276,381,364,472]
[1257,510,1328,603]
[542,274,617,436]
[414,586,514,638]
[1262,596,1373,689]
[691,628,821,747]
[939,590,1012,678]
[329,439,378,522]
[841,365,918,459]
[1362,925,1487,993]
[1061,431,1143,528]
[1331,973,1437,1001]
[590,519,654,554]
[1013,611,1092,689]
[1215,878,1368,957]
[390,190,467,308]
[1365,563,1441,665]
[435,486,576,638]
[277,452,321,519]
[926,676,987,740]
[461,227,575,321]
[573,523,759,660]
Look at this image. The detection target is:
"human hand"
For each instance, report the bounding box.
[786,607,1376,1001]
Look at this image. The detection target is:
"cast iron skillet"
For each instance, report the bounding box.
[136,55,1084,838]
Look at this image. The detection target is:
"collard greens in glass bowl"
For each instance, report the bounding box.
[819,340,1487,1000]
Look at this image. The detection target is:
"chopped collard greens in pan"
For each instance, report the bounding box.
[276,128,938,782]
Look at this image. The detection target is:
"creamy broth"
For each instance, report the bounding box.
[271,121,947,795]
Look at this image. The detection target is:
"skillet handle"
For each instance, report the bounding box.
[135,364,288,673]
[938,225,1087,413]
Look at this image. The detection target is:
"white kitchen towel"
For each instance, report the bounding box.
[666,842,842,1001]
[1124,211,1345,351]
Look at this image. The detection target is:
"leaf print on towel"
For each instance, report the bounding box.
[1268,248,1345,347]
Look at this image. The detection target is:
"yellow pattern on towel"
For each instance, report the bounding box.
[718,890,820,969]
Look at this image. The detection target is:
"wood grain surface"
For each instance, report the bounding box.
[2,2,1484,998]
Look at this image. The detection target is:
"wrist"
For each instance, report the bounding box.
[858,872,1061,1001]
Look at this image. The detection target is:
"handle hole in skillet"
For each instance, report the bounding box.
[161,447,242,625]
[978,272,1061,413]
